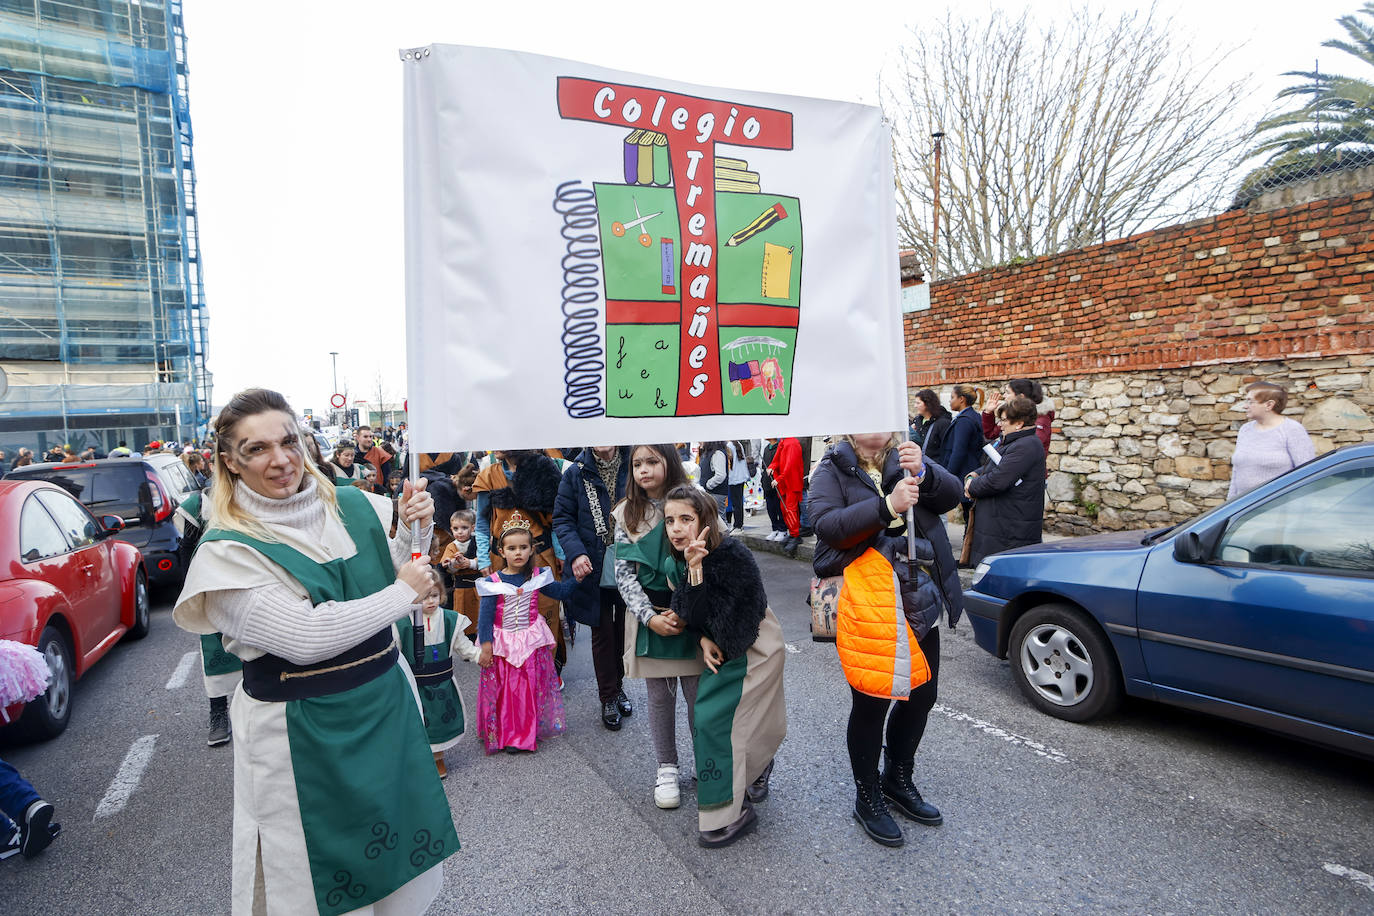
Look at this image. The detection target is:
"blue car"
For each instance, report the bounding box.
[965,442,1374,760]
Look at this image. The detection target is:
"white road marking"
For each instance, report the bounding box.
[164,651,198,690]
[94,734,159,819]
[784,643,800,654]
[1324,863,1374,893]
[932,703,1070,763]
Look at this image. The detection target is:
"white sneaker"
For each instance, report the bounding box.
[654,764,681,809]
[771,531,787,541]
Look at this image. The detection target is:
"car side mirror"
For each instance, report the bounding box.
[1174,532,1204,563]
[100,515,126,536]
[1173,519,1225,564]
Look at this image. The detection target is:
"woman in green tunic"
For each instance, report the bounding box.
[664,484,787,849]
[173,389,458,916]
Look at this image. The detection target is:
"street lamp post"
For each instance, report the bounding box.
[329,351,339,424]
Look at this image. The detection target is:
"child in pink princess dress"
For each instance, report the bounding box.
[475,513,578,754]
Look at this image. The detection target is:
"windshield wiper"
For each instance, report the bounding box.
[1141,526,1176,546]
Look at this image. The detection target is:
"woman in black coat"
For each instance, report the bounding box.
[552,446,634,730]
[911,388,953,468]
[809,434,964,848]
[965,396,1047,565]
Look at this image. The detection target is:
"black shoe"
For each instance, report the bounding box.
[854,779,903,847]
[746,758,774,804]
[783,536,800,558]
[601,699,623,731]
[20,801,56,858]
[799,527,814,538]
[208,696,232,747]
[881,757,943,826]
[698,801,758,848]
[615,689,633,717]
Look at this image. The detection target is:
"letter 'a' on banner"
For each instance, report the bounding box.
[402,44,906,453]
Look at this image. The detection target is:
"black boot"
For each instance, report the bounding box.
[616,688,633,717]
[853,778,903,847]
[601,699,623,731]
[783,536,801,558]
[207,696,232,747]
[746,758,774,804]
[881,754,943,826]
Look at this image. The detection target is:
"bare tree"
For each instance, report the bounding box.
[372,372,396,429]
[885,6,1253,278]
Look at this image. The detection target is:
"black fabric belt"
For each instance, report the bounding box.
[412,658,455,685]
[242,628,397,702]
[452,578,477,589]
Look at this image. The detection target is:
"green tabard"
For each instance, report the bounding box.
[396,608,466,747]
[200,632,242,676]
[692,654,749,809]
[617,520,694,660]
[200,485,458,916]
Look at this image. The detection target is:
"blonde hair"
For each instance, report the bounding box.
[207,388,340,541]
[842,433,903,471]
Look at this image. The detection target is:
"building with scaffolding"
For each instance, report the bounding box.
[0,0,208,456]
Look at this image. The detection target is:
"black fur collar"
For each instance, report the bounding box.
[671,538,768,660]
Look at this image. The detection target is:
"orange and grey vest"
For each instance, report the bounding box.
[836,547,931,699]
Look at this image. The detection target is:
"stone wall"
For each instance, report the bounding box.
[1034,356,1372,532]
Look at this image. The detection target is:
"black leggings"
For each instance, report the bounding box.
[846,628,940,781]
[727,482,745,527]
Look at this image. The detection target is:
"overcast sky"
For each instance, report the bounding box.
[180,0,1360,419]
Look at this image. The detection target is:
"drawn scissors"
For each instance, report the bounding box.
[611,197,662,247]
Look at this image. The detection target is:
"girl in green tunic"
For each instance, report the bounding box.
[664,484,787,849]
[173,388,458,916]
[396,567,479,779]
[612,444,704,811]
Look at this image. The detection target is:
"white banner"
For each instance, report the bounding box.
[402,44,906,453]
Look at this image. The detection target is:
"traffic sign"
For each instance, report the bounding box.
[330,393,346,409]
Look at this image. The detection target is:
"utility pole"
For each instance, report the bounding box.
[931,131,945,282]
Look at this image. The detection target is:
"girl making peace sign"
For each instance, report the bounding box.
[663,484,787,849]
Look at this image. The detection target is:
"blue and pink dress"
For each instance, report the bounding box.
[475,567,575,754]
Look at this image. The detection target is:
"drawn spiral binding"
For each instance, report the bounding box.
[553,180,605,418]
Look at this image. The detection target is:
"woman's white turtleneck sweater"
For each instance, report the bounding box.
[200,477,432,666]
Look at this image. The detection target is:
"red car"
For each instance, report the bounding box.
[0,479,149,740]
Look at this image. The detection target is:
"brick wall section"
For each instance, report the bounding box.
[905,190,1374,388]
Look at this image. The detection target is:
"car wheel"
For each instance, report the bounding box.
[17,626,74,740]
[126,570,151,640]
[1008,603,1122,723]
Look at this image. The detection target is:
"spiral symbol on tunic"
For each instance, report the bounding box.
[326,870,367,906]
[411,829,446,867]
[365,822,398,859]
[700,758,723,781]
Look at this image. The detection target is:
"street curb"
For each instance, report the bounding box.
[737,531,815,562]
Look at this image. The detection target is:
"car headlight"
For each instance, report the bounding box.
[970,561,991,587]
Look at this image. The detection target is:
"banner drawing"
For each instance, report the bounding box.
[403,46,905,453]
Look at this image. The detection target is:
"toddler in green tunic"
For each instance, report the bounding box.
[397,567,480,779]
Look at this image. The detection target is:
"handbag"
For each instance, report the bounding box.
[809,575,842,642]
[582,475,619,588]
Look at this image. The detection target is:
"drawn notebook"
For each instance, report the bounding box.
[761,242,794,299]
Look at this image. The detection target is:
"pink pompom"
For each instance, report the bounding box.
[0,639,53,708]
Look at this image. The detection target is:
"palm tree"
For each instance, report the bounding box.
[1242,3,1374,194]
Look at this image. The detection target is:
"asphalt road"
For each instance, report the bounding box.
[3,546,1372,915]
